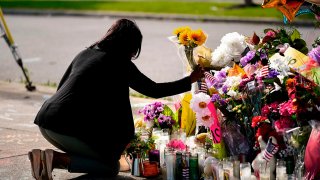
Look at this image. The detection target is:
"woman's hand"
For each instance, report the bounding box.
[190,65,205,83]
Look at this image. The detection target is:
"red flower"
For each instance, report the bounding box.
[251,116,269,128]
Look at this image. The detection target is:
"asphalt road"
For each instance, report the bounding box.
[0,14,319,85]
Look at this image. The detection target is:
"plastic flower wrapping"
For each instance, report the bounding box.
[168,26,207,71]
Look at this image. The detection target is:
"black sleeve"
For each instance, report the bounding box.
[128,62,191,98]
[57,61,73,90]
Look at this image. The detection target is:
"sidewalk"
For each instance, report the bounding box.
[0,81,165,179]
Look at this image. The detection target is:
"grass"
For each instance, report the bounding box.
[40,80,57,88]
[0,0,287,20]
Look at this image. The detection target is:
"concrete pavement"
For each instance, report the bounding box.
[0,81,166,179]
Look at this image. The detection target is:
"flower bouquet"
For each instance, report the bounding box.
[169,26,207,71]
[125,130,155,160]
[138,101,179,132]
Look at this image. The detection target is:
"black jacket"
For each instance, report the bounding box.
[34,47,191,160]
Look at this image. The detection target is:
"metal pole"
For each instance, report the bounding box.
[0,7,36,91]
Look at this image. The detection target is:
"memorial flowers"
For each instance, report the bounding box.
[186,26,320,164]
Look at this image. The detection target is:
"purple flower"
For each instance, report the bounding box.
[215,70,227,79]
[219,99,227,106]
[267,69,280,78]
[139,101,165,122]
[144,115,153,122]
[260,51,268,60]
[158,115,175,129]
[222,85,229,94]
[240,50,256,66]
[211,94,221,102]
[308,46,320,64]
[213,70,227,89]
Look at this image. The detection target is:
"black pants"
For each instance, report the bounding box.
[39,127,120,176]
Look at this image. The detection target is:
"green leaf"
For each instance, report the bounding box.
[162,104,174,117]
[312,68,320,86]
[299,47,309,55]
[290,29,301,41]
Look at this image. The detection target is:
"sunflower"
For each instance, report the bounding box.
[188,29,207,47]
[173,26,191,37]
[178,30,190,46]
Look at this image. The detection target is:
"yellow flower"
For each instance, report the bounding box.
[179,30,190,46]
[173,26,191,37]
[188,29,207,47]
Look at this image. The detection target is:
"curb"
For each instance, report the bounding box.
[2,8,316,27]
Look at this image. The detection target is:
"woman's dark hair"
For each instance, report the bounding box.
[90,18,142,59]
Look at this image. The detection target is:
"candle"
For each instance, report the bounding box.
[240,162,251,180]
[149,149,160,164]
[165,148,176,180]
[259,164,270,180]
[189,153,199,180]
[223,160,234,179]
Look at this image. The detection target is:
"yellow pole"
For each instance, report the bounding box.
[0,7,15,45]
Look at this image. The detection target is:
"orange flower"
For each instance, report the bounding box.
[173,26,191,36]
[188,29,207,47]
[178,30,189,46]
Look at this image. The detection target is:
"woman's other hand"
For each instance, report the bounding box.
[190,65,205,83]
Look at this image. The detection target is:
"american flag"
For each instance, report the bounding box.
[204,72,215,84]
[198,81,208,93]
[260,65,269,78]
[263,137,279,162]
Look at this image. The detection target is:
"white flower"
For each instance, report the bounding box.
[190,92,211,114]
[196,111,214,128]
[211,32,248,68]
[224,76,241,90]
[227,89,241,99]
[211,44,233,68]
[269,57,291,77]
[220,32,247,61]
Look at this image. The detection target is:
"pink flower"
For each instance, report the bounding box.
[166,139,186,151]
[261,105,270,116]
[270,102,279,111]
[266,30,276,38]
[279,100,296,116]
[274,117,295,133]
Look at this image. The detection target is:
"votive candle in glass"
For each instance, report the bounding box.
[240,162,251,180]
[165,148,176,180]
